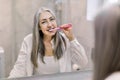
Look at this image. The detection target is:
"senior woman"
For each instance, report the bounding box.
[8,7,88,78]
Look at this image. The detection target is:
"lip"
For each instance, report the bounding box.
[47,28,55,32]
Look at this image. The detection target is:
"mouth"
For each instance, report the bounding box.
[47,28,55,32]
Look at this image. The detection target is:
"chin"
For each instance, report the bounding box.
[51,33,56,36]
[46,33,55,37]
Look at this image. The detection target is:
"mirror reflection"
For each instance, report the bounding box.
[8,6,88,78]
[1,0,114,79]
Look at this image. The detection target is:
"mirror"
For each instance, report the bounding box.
[0,0,100,79]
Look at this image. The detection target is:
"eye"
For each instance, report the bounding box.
[41,21,47,24]
[50,18,55,21]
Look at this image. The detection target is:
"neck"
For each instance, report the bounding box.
[43,35,52,42]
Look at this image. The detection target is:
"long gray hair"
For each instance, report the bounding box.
[31,7,66,68]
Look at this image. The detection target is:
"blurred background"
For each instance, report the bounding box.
[0,0,119,78]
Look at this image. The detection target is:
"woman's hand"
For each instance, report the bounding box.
[60,24,75,41]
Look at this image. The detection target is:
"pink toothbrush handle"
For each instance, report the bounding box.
[49,23,72,31]
[59,23,72,29]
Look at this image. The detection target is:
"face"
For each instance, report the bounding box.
[39,11,57,37]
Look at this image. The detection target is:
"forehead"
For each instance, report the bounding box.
[40,11,54,20]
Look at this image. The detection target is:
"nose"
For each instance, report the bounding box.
[47,22,52,28]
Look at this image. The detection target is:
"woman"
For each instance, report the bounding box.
[93,4,120,80]
[8,7,88,78]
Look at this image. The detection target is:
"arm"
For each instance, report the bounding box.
[60,24,88,69]
[8,40,27,78]
[70,38,88,69]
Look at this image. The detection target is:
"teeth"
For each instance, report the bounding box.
[49,29,53,32]
[48,28,54,32]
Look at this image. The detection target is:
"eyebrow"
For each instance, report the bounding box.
[40,16,55,21]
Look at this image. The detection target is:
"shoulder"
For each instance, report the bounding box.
[20,34,33,52]
[105,72,120,80]
[24,33,32,41]
[22,33,33,47]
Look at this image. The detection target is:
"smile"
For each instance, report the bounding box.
[47,28,55,32]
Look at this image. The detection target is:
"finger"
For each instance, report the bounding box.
[64,27,72,32]
[60,23,72,29]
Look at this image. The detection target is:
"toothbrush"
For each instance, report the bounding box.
[49,23,72,32]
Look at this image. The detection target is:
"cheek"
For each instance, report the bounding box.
[40,24,46,30]
[41,28,46,33]
[41,26,49,34]
[54,22,57,27]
